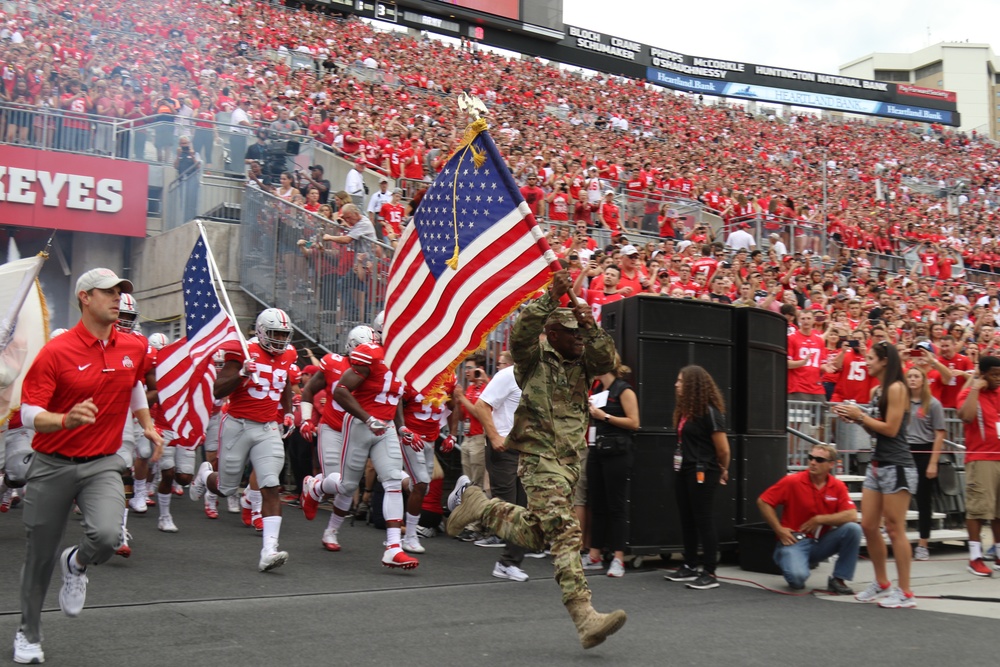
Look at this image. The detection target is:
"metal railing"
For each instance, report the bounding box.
[239,187,394,354]
[787,399,966,473]
[163,168,245,232]
[163,164,204,233]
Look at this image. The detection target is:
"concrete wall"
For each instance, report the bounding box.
[129,221,258,339]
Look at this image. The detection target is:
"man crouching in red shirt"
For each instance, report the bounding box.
[15,268,163,664]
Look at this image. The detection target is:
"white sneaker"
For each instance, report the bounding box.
[492,562,529,582]
[447,474,471,512]
[855,580,891,602]
[913,545,930,561]
[157,515,179,533]
[402,535,426,554]
[227,495,240,513]
[607,558,625,578]
[322,529,341,552]
[189,461,212,501]
[127,495,147,514]
[258,549,289,572]
[877,587,916,609]
[58,547,87,617]
[13,630,44,664]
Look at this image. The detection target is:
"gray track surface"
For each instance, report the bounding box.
[0,497,996,666]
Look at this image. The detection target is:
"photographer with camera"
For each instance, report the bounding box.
[546,180,572,224]
[757,443,861,594]
[451,353,491,541]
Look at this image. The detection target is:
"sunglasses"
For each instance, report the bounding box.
[807,454,831,463]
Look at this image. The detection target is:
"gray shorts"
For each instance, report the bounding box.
[4,427,34,484]
[400,434,434,485]
[318,424,343,478]
[115,418,137,469]
[217,415,285,495]
[134,419,152,459]
[160,437,196,475]
[863,462,918,495]
[204,411,223,453]
[336,414,403,495]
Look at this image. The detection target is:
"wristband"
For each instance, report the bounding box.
[61,413,69,430]
[300,402,313,422]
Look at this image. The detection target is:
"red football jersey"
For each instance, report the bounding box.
[936,353,973,409]
[787,329,825,395]
[831,349,879,403]
[348,343,404,421]
[222,341,297,422]
[319,352,350,430]
[402,373,456,441]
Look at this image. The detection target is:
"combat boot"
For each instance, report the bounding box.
[565,599,627,649]
[445,480,488,537]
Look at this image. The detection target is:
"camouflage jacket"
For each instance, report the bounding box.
[506,292,616,460]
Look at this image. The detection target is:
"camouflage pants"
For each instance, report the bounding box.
[481,453,590,605]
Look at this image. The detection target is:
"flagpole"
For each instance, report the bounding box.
[521,209,587,307]
[196,221,254,364]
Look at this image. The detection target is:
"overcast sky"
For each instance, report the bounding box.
[563,0,997,74]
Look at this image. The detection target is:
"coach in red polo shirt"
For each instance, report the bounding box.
[757,444,860,595]
[14,268,163,664]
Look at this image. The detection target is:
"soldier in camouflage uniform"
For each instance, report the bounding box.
[447,270,627,649]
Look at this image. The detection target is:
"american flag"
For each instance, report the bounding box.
[156,234,239,440]
[383,125,554,393]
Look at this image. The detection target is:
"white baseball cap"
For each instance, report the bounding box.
[75,268,134,295]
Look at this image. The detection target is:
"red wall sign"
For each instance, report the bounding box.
[0,146,149,237]
[896,84,957,104]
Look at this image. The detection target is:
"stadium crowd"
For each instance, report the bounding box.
[2,0,1000,363]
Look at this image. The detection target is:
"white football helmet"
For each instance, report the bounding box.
[255,308,293,355]
[346,325,379,354]
[212,349,226,370]
[116,293,139,332]
[50,328,68,337]
[372,310,385,335]
[148,332,169,350]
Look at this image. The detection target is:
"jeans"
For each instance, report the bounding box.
[773,522,862,588]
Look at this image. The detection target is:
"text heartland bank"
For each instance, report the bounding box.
[0,166,125,212]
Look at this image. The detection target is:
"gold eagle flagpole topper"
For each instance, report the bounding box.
[444,93,490,270]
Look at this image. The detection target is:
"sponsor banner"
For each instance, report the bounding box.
[646,68,725,95]
[645,68,956,125]
[0,146,148,237]
[878,103,954,124]
[896,84,957,104]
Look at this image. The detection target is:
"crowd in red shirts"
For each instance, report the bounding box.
[3,0,1000,323]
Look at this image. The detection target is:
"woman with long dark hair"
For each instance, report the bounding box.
[833,340,917,608]
[663,366,730,590]
[583,356,640,578]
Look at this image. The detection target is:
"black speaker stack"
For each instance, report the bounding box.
[600,295,788,555]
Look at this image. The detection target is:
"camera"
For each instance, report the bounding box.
[848,340,860,350]
[473,369,483,379]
